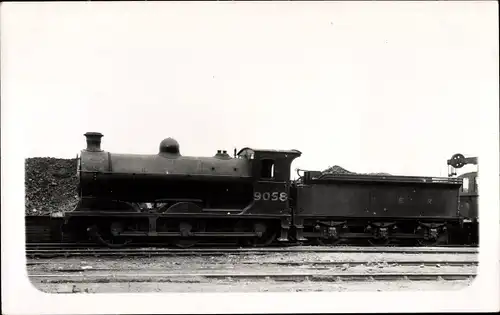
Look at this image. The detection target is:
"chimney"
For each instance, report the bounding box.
[84,132,104,152]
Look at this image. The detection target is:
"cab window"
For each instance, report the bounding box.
[261,159,275,179]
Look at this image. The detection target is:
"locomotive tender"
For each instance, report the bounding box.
[294,171,463,246]
[63,132,464,247]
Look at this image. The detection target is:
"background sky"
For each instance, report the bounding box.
[2,2,497,178]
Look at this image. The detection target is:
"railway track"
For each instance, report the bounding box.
[26,242,479,248]
[25,245,478,258]
[27,259,478,268]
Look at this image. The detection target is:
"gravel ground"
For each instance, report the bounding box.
[27,252,479,270]
[27,253,478,270]
[27,252,477,293]
[32,279,473,293]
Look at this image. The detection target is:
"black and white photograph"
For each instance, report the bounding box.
[2,1,499,314]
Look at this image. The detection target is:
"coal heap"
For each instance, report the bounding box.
[25,158,79,215]
[322,165,354,175]
[322,165,391,176]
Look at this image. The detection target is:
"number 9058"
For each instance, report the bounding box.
[254,192,288,202]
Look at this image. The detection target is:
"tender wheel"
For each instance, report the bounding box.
[416,233,448,247]
[414,225,449,246]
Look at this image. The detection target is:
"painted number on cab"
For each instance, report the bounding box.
[254,192,288,202]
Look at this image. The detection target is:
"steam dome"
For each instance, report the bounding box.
[159,137,180,154]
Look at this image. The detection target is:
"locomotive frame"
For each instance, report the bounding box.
[56,132,469,247]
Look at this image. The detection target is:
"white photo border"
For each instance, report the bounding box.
[2,1,499,314]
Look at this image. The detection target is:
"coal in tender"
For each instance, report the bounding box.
[322,165,391,176]
[25,157,79,215]
[322,165,354,175]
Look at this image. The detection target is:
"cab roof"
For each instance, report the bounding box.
[236,147,302,157]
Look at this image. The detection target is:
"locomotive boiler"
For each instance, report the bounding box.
[66,132,301,247]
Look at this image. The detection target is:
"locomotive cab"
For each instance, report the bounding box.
[236,148,302,243]
[237,148,301,182]
[236,148,302,215]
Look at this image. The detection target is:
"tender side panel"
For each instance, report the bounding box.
[369,184,461,218]
[296,184,370,217]
[296,181,461,219]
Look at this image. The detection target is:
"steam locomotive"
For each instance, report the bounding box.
[60,132,470,248]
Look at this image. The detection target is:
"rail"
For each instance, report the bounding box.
[25,245,478,258]
[28,272,477,283]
